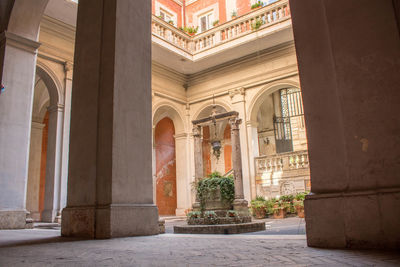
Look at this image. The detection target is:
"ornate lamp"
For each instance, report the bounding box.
[210,104,222,160]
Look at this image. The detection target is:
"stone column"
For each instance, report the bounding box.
[61,0,158,238]
[0,31,40,229]
[42,104,64,222]
[26,121,45,221]
[174,133,190,216]
[290,0,400,249]
[229,116,249,215]
[192,125,203,210]
[58,62,73,221]
[246,121,259,200]
[229,88,252,201]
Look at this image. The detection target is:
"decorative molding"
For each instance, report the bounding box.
[229,87,245,99]
[0,31,41,55]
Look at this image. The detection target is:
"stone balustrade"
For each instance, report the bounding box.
[255,150,309,174]
[151,0,290,54]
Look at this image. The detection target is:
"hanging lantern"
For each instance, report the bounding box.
[211,140,221,159]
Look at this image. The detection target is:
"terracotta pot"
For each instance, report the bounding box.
[296,205,305,218]
[253,207,266,219]
[273,208,286,219]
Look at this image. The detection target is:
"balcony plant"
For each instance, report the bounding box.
[251,1,264,9]
[251,18,264,30]
[184,26,198,36]
[231,10,237,19]
[212,20,219,27]
[168,20,174,26]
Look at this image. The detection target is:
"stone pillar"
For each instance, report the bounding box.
[229,88,252,201]
[290,0,400,249]
[192,125,203,210]
[175,133,190,216]
[61,0,158,238]
[58,62,73,221]
[26,121,45,221]
[0,31,40,229]
[42,104,64,222]
[246,121,259,200]
[193,125,204,182]
[229,116,249,215]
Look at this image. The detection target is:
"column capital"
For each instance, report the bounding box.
[174,132,189,140]
[47,104,64,113]
[31,121,45,130]
[192,125,202,137]
[64,62,74,80]
[229,117,242,130]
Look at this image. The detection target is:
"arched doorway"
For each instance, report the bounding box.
[26,66,64,223]
[154,117,177,215]
[196,105,233,177]
[249,85,310,199]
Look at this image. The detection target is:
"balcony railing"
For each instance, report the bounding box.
[151,0,290,55]
[255,150,309,177]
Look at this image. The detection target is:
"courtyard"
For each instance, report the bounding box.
[1,226,399,266]
[1,217,399,266]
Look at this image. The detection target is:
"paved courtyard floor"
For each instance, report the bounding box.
[1,225,399,267]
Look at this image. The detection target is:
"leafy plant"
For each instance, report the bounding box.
[184,26,198,35]
[251,1,264,9]
[295,192,308,201]
[204,210,217,218]
[195,172,235,211]
[187,211,202,219]
[231,10,237,18]
[212,20,219,27]
[255,195,266,202]
[168,20,174,25]
[251,18,264,30]
[226,210,238,217]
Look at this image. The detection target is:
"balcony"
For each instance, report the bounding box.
[151,0,293,74]
[254,150,310,198]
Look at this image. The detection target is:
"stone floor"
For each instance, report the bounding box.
[1,226,399,266]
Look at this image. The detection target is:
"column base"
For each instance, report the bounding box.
[0,210,26,229]
[175,208,187,216]
[41,209,57,223]
[233,199,249,217]
[62,204,159,239]
[305,189,400,249]
[192,202,201,211]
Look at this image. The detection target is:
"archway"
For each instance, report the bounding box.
[195,105,233,177]
[153,103,189,216]
[26,66,63,223]
[248,84,310,200]
[154,117,177,215]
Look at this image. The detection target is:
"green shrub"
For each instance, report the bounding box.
[251,1,264,9]
[187,211,202,219]
[195,172,235,211]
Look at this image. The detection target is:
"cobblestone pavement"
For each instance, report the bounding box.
[1,229,400,266]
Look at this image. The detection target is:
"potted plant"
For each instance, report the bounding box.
[250,199,267,219]
[184,26,198,36]
[168,20,174,26]
[231,10,237,19]
[212,20,219,27]
[279,194,295,214]
[251,18,264,30]
[251,1,264,9]
[226,210,238,217]
[272,200,286,219]
[294,192,307,218]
